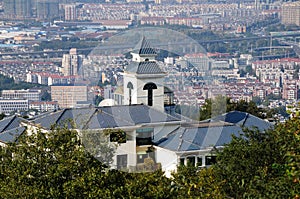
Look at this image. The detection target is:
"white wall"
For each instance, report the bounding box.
[123,74,138,105]
[155,146,178,178]
[136,77,165,111]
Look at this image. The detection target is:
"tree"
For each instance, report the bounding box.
[0,126,107,198]
[41,90,51,101]
[199,95,229,120]
[0,113,5,120]
[213,118,300,198]
[0,125,176,198]
[200,96,266,121]
[171,165,225,198]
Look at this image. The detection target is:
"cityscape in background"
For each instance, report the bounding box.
[0,0,299,119]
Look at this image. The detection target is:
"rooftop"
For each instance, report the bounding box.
[132,36,157,55]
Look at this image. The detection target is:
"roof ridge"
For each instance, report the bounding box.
[55,109,69,124]
[1,116,17,133]
[177,128,188,151]
[241,113,250,127]
[82,108,100,130]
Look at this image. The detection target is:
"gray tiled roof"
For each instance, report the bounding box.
[126,61,164,74]
[210,111,272,131]
[156,111,272,152]
[132,37,157,55]
[32,105,181,130]
[0,126,26,143]
[33,111,65,129]
[0,116,26,143]
[157,125,243,152]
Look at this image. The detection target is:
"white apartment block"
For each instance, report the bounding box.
[1,89,42,101]
[29,101,59,112]
[0,99,29,115]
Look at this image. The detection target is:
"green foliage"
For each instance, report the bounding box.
[36,40,99,52]
[213,118,300,198]
[245,65,256,76]
[81,129,116,166]
[2,116,300,198]
[0,74,45,91]
[0,113,5,120]
[199,96,265,120]
[41,90,51,101]
[171,165,225,198]
[0,127,106,198]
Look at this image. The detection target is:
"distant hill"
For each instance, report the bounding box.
[0,74,46,91]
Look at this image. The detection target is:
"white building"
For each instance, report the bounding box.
[1,89,42,101]
[29,101,59,112]
[61,48,84,76]
[123,36,166,112]
[0,99,29,115]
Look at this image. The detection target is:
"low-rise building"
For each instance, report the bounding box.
[29,101,59,112]
[2,89,42,101]
[0,99,29,115]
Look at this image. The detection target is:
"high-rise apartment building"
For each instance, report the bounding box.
[62,48,83,76]
[64,4,77,21]
[3,0,32,19]
[255,0,275,9]
[281,1,300,26]
[35,0,59,20]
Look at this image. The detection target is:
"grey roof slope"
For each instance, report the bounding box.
[156,125,243,151]
[0,116,26,143]
[132,37,157,55]
[0,126,26,143]
[210,111,272,131]
[156,111,273,152]
[32,110,66,129]
[126,61,164,74]
[31,105,181,130]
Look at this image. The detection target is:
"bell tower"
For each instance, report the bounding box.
[123,37,166,111]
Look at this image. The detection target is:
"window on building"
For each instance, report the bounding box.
[180,158,185,166]
[187,156,195,166]
[143,82,157,106]
[127,82,133,105]
[117,154,127,170]
[137,153,148,164]
[205,155,217,166]
[197,157,203,167]
[136,128,153,146]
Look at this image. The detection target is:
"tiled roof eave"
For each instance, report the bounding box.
[173,145,225,153]
[136,73,166,78]
[138,53,157,57]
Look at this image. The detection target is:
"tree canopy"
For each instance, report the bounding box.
[0,74,45,91]
[199,95,266,120]
[1,117,300,198]
[212,118,300,198]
